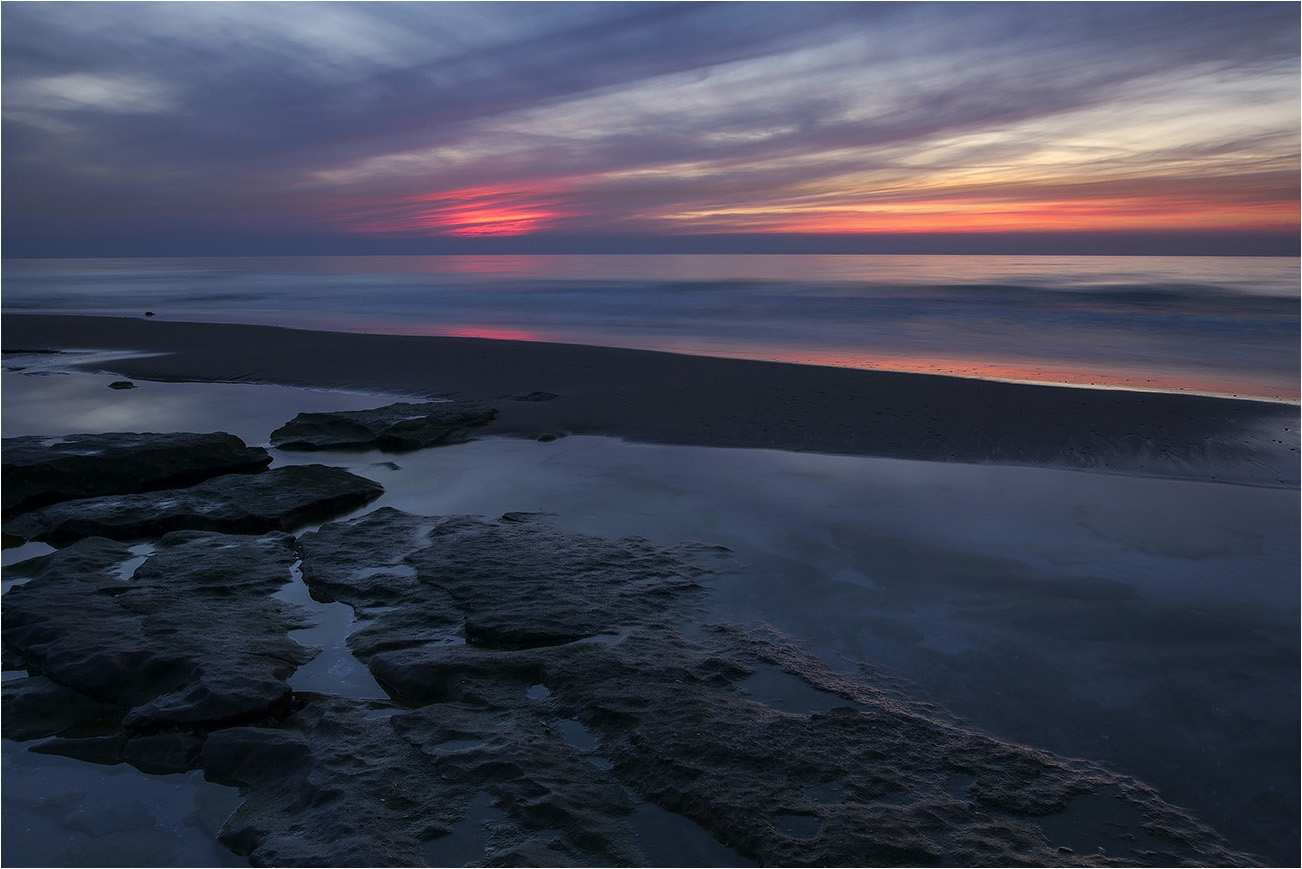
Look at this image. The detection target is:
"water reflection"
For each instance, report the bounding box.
[1,353,401,444]
[1,746,245,868]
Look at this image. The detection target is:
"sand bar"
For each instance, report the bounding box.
[5,314,1297,486]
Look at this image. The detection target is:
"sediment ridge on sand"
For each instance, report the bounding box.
[5,314,1297,487]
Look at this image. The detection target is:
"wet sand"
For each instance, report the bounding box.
[5,314,1297,487]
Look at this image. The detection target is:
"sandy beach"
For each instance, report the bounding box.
[5,314,1297,488]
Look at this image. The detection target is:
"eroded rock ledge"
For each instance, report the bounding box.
[2,431,271,516]
[4,464,384,545]
[2,502,1259,867]
[270,400,497,452]
[3,532,314,736]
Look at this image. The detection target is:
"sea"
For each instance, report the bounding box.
[3,253,1298,402]
[2,253,1299,866]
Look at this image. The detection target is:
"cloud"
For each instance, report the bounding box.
[2,2,1297,252]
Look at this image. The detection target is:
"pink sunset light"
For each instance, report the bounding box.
[343,186,565,238]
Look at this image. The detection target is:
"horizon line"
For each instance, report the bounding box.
[4,230,1299,259]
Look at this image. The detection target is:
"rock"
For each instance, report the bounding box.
[208,625,1256,868]
[272,508,1256,867]
[5,464,384,545]
[409,513,718,648]
[270,400,496,452]
[0,505,1260,867]
[1,531,315,731]
[1,675,127,740]
[296,508,726,658]
[203,727,312,786]
[108,380,136,390]
[2,431,271,515]
[122,732,207,775]
[30,734,127,766]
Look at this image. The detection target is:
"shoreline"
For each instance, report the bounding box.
[4,313,1298,487]
[3,313,1298,865]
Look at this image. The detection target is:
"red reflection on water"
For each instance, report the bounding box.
[440,326,545,342]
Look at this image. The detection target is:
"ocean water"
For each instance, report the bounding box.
[3,254,1298,401]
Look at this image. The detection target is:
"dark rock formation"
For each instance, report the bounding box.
[2,531,315,736]
[107,380,136,390]
[4,464,383,545]
[2,431,271,515]
[4,504,1262,867]
[1,674,127,741]
[295,507,726,661]
[193,624,1258,867]
[270,401,497,452]
[277,508,1257,867]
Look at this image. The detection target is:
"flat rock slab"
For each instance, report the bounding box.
[4,464,384,545]
[3,505,1261,866]
[2,531,315,738]
[297,507,727,656]
[2,431,271,515]
[280,508,1256,867]
[270,400,497,452]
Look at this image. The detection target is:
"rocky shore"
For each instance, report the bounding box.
[1,402,1266,867]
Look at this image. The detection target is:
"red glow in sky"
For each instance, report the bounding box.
[344,186,564,237]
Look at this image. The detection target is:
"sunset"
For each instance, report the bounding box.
[2,4,1298,868]
[3,2,1298,255]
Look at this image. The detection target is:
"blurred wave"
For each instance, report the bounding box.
[3,254,1297,401]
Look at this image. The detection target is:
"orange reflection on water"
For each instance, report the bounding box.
[783,352,1300,402]
[640,339,1299,403]
[440,326,546,342]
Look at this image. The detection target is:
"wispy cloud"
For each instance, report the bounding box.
[3,2,1297,253]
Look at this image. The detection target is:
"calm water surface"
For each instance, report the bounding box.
[4,254,1297,401]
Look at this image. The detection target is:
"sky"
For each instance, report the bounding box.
[3,1,1299,257]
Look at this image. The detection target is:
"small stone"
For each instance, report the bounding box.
[1057,846,1074,854]
[108,381,136,390]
